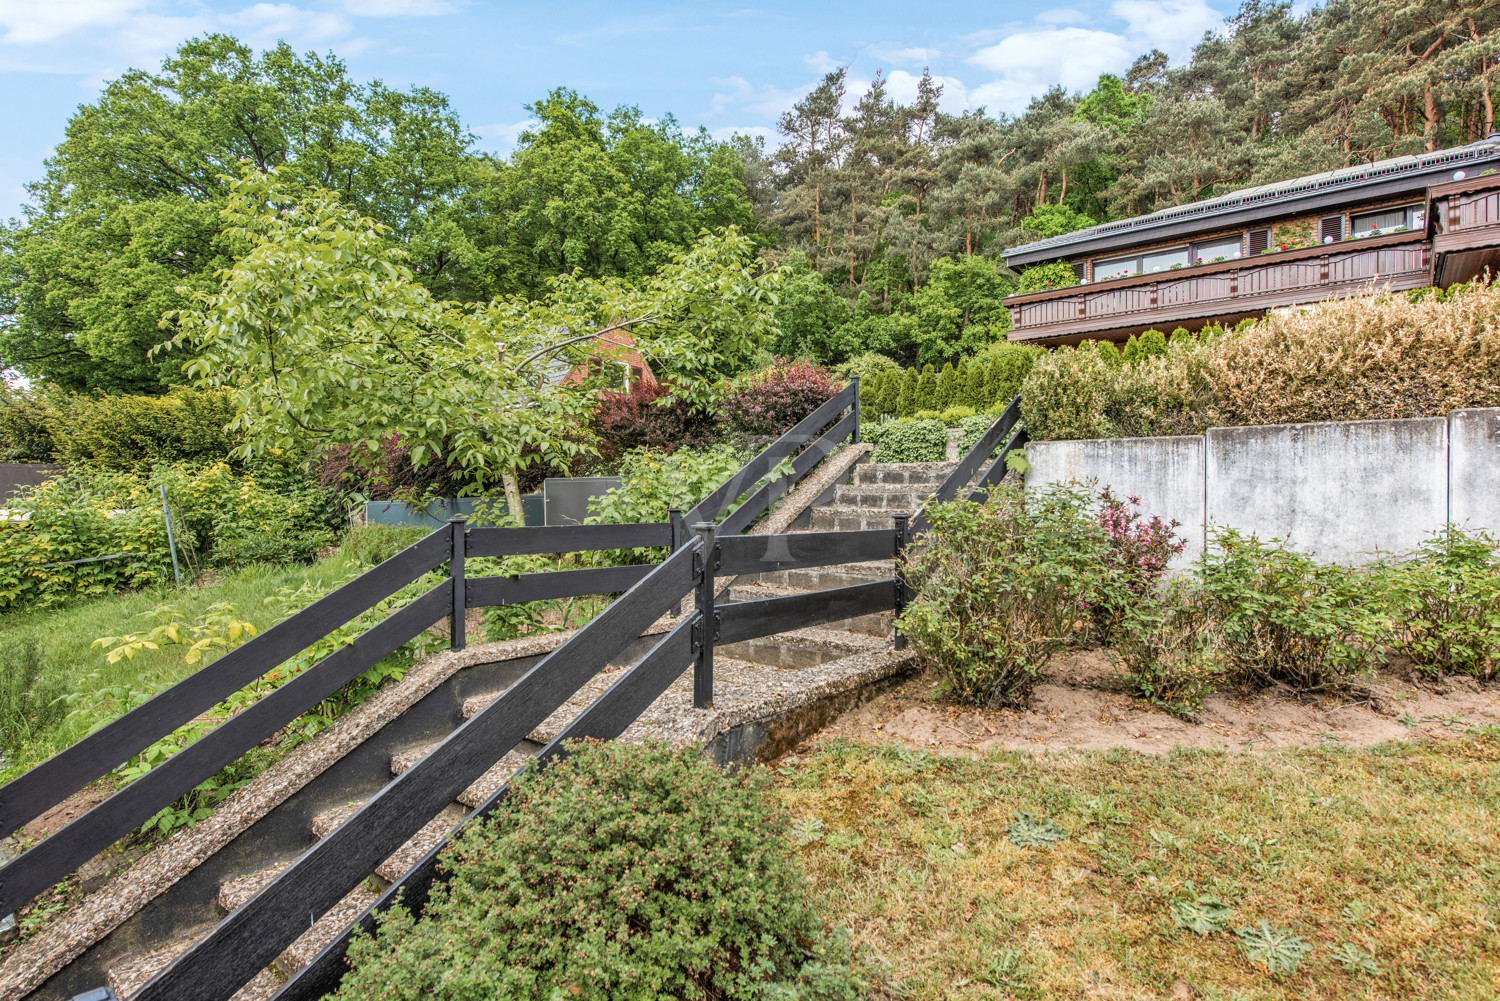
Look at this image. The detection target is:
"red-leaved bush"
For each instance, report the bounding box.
[718,359,843,439]
[590,381,718,463]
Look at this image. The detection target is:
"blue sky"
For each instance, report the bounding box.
[0,0,1246,220]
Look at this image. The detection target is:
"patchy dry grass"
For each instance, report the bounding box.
[772,730,1500,1000]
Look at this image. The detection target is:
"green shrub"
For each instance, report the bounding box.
[896,367,918,417]
[1199,530,1387,692]
[1378,526,1500,679]
[865,418,947,463]
[899,485,1111,706]
[334,740,865,1001]
[0,387,242,470]
[915,364,938,411]
[588,445,747,526]
[1115,583,1223,716]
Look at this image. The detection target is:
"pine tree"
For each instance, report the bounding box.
[897,367,919,417]
[964,360,987,409]
[916,364,938,412]
[935,362,957,410]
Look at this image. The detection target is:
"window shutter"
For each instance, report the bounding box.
[1319,215,1343,243]
[1071,259,1087,281]
[1247,228,1270,255]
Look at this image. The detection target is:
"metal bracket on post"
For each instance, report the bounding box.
[892,513,909,651]
[448,515,467,652]
[692,522,717,709]
[852,375,861,444]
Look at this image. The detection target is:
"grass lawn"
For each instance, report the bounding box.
[774,732,1500,1000]
[0,525,428,780]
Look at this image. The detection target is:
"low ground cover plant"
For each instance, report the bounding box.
[1021,280,1500,440]
[334,739,867,1001]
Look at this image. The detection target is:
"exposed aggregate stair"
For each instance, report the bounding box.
[96,459,954,1000]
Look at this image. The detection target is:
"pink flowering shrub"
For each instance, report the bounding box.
[719,359,843,439]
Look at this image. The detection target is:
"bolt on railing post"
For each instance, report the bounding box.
[852,375,861,444]
[692,522,717,709]
[449,515,467,652]
[892,513,909,651]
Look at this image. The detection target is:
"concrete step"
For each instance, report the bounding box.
[107,935,283,1000]
[853,462,954,486]
[718,627,885,670]
[273,885,381,978]
[309,800,468,883]
[390,743,533,809]
[810,506,915,532]
[830,484,929,509]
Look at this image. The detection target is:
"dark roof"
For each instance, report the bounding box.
[1003,135,1500,266]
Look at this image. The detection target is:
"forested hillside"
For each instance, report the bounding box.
[2,0,1496,386]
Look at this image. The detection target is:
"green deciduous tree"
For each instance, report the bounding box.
[162,171,781,519]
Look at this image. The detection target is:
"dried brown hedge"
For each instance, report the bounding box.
[1021,281,1500,440]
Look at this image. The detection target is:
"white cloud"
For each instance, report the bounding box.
[801,50,842,75]
[883,69,969,113]
[710,75,806,118]
[225,4,353,45]
[962,0,1225,114]
[709,124,776,144]
[868,45,940,66]
[0,0,145,45]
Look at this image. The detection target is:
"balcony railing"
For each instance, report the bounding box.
[1430,172,1500,270]
[1004,230,1431,343]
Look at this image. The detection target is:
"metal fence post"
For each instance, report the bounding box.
[852,375,861,444]
[159,484,181,587]
[892,513,908,651]
[692,522,717,708]
[449,515,467,652]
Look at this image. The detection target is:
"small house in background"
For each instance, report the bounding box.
[1001,133,1500,346]
[560,330,658,394]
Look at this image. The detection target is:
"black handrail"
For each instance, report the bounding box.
[910,396,1025,535]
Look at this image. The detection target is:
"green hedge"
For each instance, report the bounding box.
[0,387,242,470]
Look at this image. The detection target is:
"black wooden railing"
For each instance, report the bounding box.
[0,383,860,924]
[910,395,1027,535]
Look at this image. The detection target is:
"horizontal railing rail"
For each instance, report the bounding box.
[464,563,658,607]
[464,521,672,557]
[0,530,450,846]
[684,381,858,527]
[717,528,894,577]
[911,396,1024,535]
[718,407,858,536]
[717,580,896,645]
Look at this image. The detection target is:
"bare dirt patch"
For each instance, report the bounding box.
[819,648,1500,756]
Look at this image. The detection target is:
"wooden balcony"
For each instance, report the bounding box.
[1004,231,1431,345]
[1430,172,1500,286]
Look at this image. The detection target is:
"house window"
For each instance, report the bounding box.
[1191,237,1242,264]
[1350,205,1424,237]
[1094,252,1141,279]
[1143,248,1190,273]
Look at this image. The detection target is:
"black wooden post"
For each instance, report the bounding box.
[449,515,466,652]
[852,375,861,444]
[669,507,684,550]
[692,522,717,708]
[892,513,908,651]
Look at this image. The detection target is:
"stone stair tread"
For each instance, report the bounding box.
[219,861,293,913]
[274,885,380,978]
[390,744,534,809]
[108,934,283,1000]
[376,809,465,882]
[310,800,363,839]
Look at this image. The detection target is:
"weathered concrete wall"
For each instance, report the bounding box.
[1025,436,1205,567]
[1205,418,1449,563]
[1449,408,1500,536]
[1026,412,1491,565]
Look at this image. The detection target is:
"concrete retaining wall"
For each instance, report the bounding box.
[1026,408,1499,564]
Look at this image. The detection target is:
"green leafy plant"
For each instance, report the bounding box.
[1377,526,1500,679]
[1200,529,1387,692]
[1234,921,1311,976]
[1007,811,1067,848]
[899,484,1113,706]
[0,640,67,758]
[1171,894,1233,935]
[93,602,259,665]
[1329,942,1380,974]
[1116,581,1224,715]
[862,416,948,463]
[333,739,867,1000]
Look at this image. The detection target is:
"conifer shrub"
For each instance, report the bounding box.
[915,364,938,411]
[333,739,866,1001]
[896,368,919,417]
[962,361,987,408]
[935,362,957,409]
